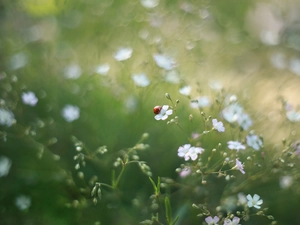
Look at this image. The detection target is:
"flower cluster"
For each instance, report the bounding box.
[177,144,204,161]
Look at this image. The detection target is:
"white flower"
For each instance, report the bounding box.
[62,105,80,122]
[132,73,150,87]
[114,47,133,61]
[227,141,246,151]
[63,63,82,79]
[22,92,38,106]
[0,156,12,177]
[15,195,31,211]
[205,216,220,225]
[179,86,191,96]
[286,110,300,122]
[212,119,225,132]
[246,134,262,150]
[190,96,211,108]
[279,176,293,189]
[246,194,263,209]
[179,167,191,178]
[0,108,15,127]
[10,52,28,70]
[95,64,110,75]
[237,193,247,205]
[163,70,180,83]
[140,0,159,8]
[177,144,204,161]
[153,54,176,70]
[223,217,241,225]
[237,113,253,131]
[289,58,300,76]
[222,104,243,123]
[154,105,172,120]
[235,159,245,174]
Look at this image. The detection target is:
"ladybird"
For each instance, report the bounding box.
[153,106,162,114]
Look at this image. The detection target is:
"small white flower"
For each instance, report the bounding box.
[235,159,245,174]
[0,108,15,127]
[132,73,150,87]
[22,92,38,106]
[177,144,204,161]
[246,134,263,150]
[114,47,133,61]
[279,176,293,189]
[222,104,243,123]
[237,193,247,205]
[10,52,28,70]
[223,217,241,225]
[140,0,159,8]
[246,194,263,209]
[63,63,82,79]
[62,105,80,122]
[190,96,211,108]
[15,195,31,211]
[205,216,220,225]
[153,54,176,70]
[289,58,300,76]
[237,113,253,131]
[154,105,172,120]
[286,110,300,122]
[95,64,110,75]
[179,167,191,178]
[179,86,191,96]
[212,119,225,132]
[0,156,12,177]
[227,141,246,151]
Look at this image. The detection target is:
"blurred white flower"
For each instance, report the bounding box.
[163,70,180,83]
[224,217,241,225]
[205,216,220,225]
[246,134,262,150]
[237,193,247,205]
[212,119,225,132]
[95,64,110,76]
[237,113,253,131]
[15,195,31,211]
[227,141,246,151]
[140,0,159,8]
[270,52,286,69]
[0,156,12,177]
[22,92,38,106]
[179,86,191,96]
[132,73,150,87]
[190,96,211,108]
[63,63,82,79]
[246,194,263,209]
[62,105,80,122]
[178,144,204,161]
[209,81,223,91]
[0,108,15,127]
[114,47,133,61]
[235,159,245,174]
[10,52,28,70]
[153,54,176,70]
[179,167,191,178]
[286,110,300,122]
[222,103,243,123]
[279,176,293,189]
[154,105,172,120]
[289,58,300,76]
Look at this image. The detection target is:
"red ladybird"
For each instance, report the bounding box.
[153,106,162,114]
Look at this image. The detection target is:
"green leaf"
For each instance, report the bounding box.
[165,197,172,224]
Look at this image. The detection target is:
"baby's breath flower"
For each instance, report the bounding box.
[247,194,263,209]
[246,134,263,150]
[190,96,211,108]
[286,110,300,122]
[62,105,80,122]
[227,141,246,152]
[179,85,191,96]
[177,144,204,161]
[235,159,245,174]
[22,91,38,106]
[0,108,15,127]
[179,167,191,178]
[153,53,176,70]
[212,119,225,132]
[15,195,31,211]
[0,156,12,177]
[223,217,241,225]
[132,73,150,87]
[154,105,173,120]
[205,216,220,225]
[114,47,133,61]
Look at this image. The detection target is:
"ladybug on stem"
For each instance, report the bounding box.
[153,106,162,115]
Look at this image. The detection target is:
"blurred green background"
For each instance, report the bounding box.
[1,0,300,224]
